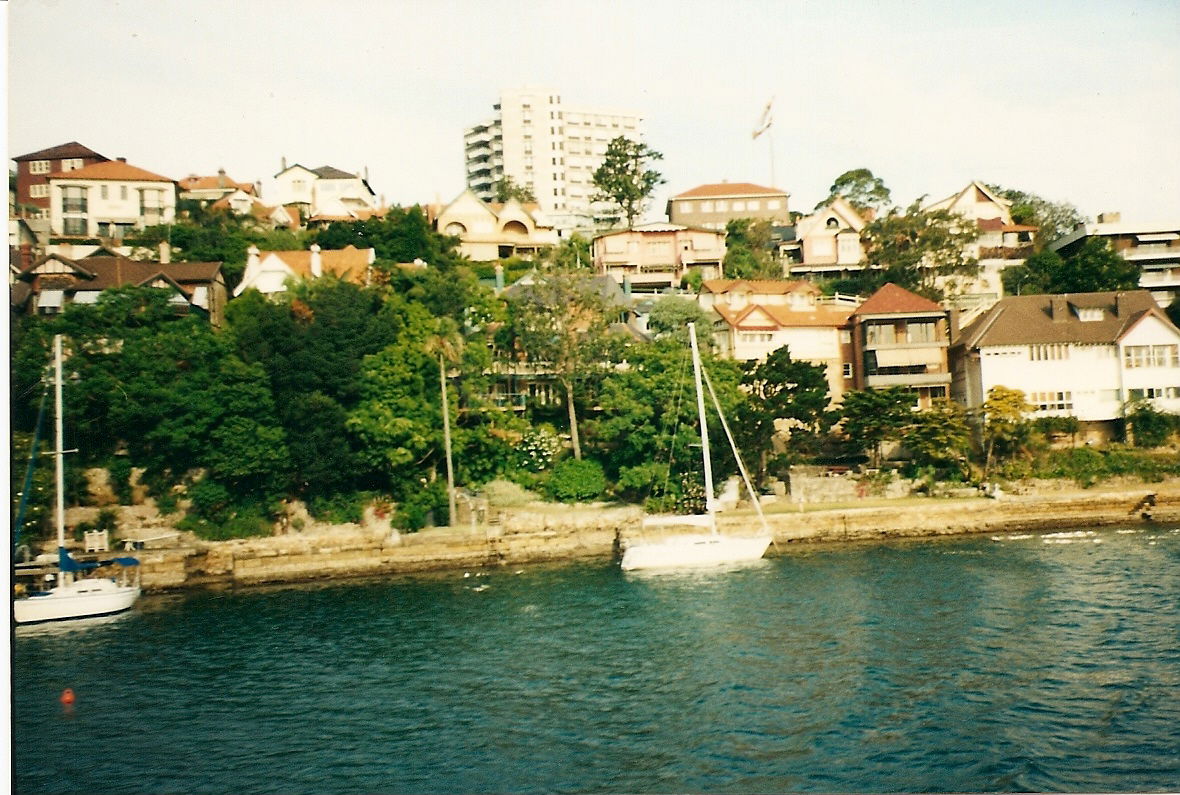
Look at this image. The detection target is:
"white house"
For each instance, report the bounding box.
[272,161,378,221]
[434,190,559,261]
[233,244,376,297]
[46,159,177,240]
[782,197,869,280]
[593,223,726,293]
[951,290,1180,436]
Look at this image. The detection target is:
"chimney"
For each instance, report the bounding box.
[364,166,369,181]
[1051,296,1069,321]
[247,245,260,272]
[623,274,632,298]
[281,156,288,171]
[948,307,960,343]
[217,168,226,188]
[19,243,33,271]
[1115,292,1127,317]
[117,157,127,163]
[159,241,171,264]
[494,263,505,293]
[1097,211,1121,224]
[310,243,323,278]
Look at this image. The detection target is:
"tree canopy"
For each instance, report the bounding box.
[1000,238,1140,296]
[591,136,665,227]
[815,168,891,212]
[723,218,779,279]
[987,184,1084,247]
[860,200,980,300]
[493,176,536,204]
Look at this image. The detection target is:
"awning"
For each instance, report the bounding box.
[72,291,101,304]
[38,289,64,309]
[1136,233,1178,242]
[874,347,943,367]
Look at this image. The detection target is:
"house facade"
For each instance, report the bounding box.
[13,142,109,216]
[12,249,226,325]
[46,159,177,240]
[593,223,725,293]
[233,244,377,297]
[434,191,559,261]
[702,279,858,401]
[464,86,644,231]
[782,197,868,280]
[951,290,1180,433]
[849,283,952,409]
[1049,213,1180,309]
[178,170,257,205]
[666,182,791,230]
[272,161,378,221]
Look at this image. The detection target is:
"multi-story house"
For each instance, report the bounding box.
[272,160,378,222]
[666,182,791,230]
[849,283,952,409]
[951,290,1180,438]
[46,159,177,240]
[12,246,226,325]
[232,244,377,297]
[434,190,559,262]
[593,223,725,293]
[208,191,299,229]
[1049,213,1180,309]
[12,142,109,216]
[781,197,869,281]
[702,278,858,401]
[178,170,258,205]
[464,87,644,231]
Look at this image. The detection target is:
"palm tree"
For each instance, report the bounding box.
[424,318,464,526]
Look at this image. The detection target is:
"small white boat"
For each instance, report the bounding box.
[13,335,140,625]
[620,323,772,571]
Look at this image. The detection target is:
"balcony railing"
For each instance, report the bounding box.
[62,200,88,213]
[979,245,1033,260]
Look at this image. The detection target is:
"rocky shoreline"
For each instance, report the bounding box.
[119,479,1180,593]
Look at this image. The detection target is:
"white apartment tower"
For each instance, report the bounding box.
[464,87,644,231]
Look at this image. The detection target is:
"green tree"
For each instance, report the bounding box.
[723,218,778,279]
[506,269,613,459]
[839,387,915,466]
[424,317,465,526]
[591,136,665,227]
[815,168,891,212]
[493,176,536,204]
[646,296,713,343]
[979,386,1033,475]
[861,200,980,300]
[736,346,830,483]
[315,206,463,268]
[1001,238,1139,295]
[538,234,591,270]
[903,398,971,477]
[987,184,1084,247]
[1125,401,1176,448]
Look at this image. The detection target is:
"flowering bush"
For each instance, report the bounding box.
[513,427,563,472]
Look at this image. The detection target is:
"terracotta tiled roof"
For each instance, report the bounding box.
[45,160,173,182]
[852,283,944,316]
[265,245,374,281]
[702,279,818,296]
[673,182,787,199]
[977,218,1005,232]
[179,175,255,193]
[715,302,854,329]
[14,141,108,162]
[22,255,221,294]
[956,291,1166,348]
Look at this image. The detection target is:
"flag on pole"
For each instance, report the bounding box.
[752,98,774,139]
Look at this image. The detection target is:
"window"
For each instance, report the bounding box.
[62,217,88,235]
[732,201,745,212]
[766,199,781,210]
[61,186,87,214]
[1030,391,1073,411]
[29,160,50,174]
[905,321,937,343]
[1123,344,1179,368]
[739,332,774,343]
[120,186,128,201]
[700,201,713,213]
[842,363,853,378]
[679,201,693,214]
[865,323,897,345]
[715,200,728,212]
[100,185,108,200]
[1030,343,1069,361]
[1128,387,1180,401]
[61,158,84,171]
[840,330,852,344]
[29,184,49,198]
[747,200,760,211]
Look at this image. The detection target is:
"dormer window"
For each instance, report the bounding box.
[826,217,840,228]
[1077,307,1103,322]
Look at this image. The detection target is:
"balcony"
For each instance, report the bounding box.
[1123,245,1180,262]
[864,370,951,388]
[62,199,88,213]
[979,245,1033,260]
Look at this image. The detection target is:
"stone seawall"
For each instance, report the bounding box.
[134,484,1180,593]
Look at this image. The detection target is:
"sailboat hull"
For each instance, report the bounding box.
[13,579,140,625]
[620,533,771,571]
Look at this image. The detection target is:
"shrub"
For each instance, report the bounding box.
[395,480,446,531]
[547,458,606,502]
[482,479,536,507]
[308,492,367,524]
[1127,403,1177,448]
[108,458,134,505]
[187,478,233,524]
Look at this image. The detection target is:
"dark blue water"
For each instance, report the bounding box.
[12,524,1180,794]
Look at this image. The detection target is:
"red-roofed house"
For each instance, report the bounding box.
[593,223,725,293]
[12,141,109,215]
[667,182,791,230]
[46,158,177,240]
[233,244,377,297]
[178,170,258,205]
[850,283,952,408]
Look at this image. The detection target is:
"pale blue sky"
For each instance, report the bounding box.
[7,0,1179,223]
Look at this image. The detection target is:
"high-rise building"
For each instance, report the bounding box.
[464,87,644,231]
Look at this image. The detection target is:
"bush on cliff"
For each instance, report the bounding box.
[547,458,606,502]
[482,479,536,508]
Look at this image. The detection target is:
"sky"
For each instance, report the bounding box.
[6,0,1180,224]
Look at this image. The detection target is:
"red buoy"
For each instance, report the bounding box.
[60,688,75,706]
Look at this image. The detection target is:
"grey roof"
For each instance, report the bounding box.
[955,290,1166,349]
[312,166,359,180]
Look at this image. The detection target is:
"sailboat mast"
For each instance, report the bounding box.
[53,334,66,553]
[687,323,715,516]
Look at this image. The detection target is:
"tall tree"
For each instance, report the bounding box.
[903,398,971,477]
[538,234,591,270]
[1001,238,1140,296]
[506,269,613,459]
[645,296,714,344]
[986,184,1084,247]
[424,318,464,526]
[591,136,665,227]
[723,218,779,279]
[861,200,980,300]
[839,387,915,466]
[978,386,1033,475]
[815,168,891,213]
[493,175,536,204]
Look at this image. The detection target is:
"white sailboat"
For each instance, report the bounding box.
[13,335,141,625]
[620,322,773,571]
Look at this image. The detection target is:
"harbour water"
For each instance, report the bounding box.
[12,523,1180,794]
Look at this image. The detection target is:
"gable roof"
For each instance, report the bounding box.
[20,255,221,292]
[14,141,108,162]
[672,182,788,199]
[46,160,173,182]
[262,245,374,281]
[179,174,256,193]
[853,283,944,317]
[311,165,359,180]
[956,290,1168,348]
[714,301,854,329]
[701,279,818,296]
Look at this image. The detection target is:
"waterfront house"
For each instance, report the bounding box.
[781,197,869,281]
[46,159,177,242]
[434,190,559,262]
[178,170,257,206]
[12,141,109,217]
[666,182,791,231]
[950,289,1180,440]
[593,223,725,293]
[232,244,377,297]
[272,160,378,222]
[849,283,953,409]
[1049,213,1180,309]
